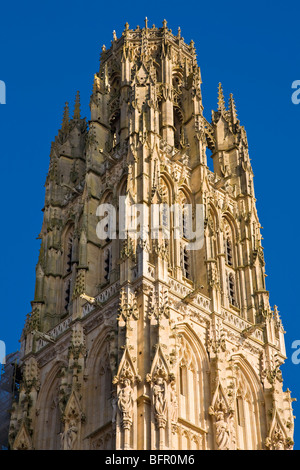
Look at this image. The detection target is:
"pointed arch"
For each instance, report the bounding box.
[117,174,128,198]
[61,389,83,450]
[222,211,239,243]
[34,361,66,449]
[178,184,192,203]
[174,324,210,436]
[222,215,237,265]
[12,422,33,450]
[84,328,115,435]
[207,202,219,232]
[230,353,266,450]
[266,408,290,450]
[99,189,114,205]
[159,172,174,202]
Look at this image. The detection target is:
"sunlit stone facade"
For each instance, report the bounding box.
[9,20,294,450]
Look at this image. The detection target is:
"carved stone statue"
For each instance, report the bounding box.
[214,410,230,450]
[170,381,178,423]
[153,377,166,418]
[60,420,78,450]
[117,378,133,424]
[209,398,231,450]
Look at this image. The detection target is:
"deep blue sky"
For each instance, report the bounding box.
[1,0,299,449]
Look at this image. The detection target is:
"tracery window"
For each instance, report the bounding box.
[177,336,198,424]
[235,371,256,450]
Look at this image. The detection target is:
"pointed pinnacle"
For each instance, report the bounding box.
[228,93,237,123]
[61,101,70,133]
[217,82,226,113]
[73,91,81,120]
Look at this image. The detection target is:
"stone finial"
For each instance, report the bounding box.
[228,93,237,124]
[61,101,70,133]
[73,91,81,120]
[217,82,226,113]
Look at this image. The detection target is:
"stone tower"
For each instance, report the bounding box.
[9,20,295,450]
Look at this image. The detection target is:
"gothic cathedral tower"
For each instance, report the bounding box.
[9,20,295,450]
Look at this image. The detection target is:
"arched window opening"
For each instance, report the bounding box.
[236,396,244,426]
[223,219,235,267]
[179,365,187,397]
[177,335,200,426]
[174,109,183,149]
[179,363,188,420]
[64,232,73,275]
[35,368,62,449]
[226,238,233,266]
[104,248,112,282]
[181,246,190,280]
[235,371,256,450]
[86,342,113,437]
[64,279,71,313]
[228,273,236,307]
[99,192,114,286]
[63,227,74,315]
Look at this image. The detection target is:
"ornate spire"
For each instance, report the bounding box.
[73,91,81,120]
[61,101,70,133]
[217,82,226,113]
[228,93,237,124]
